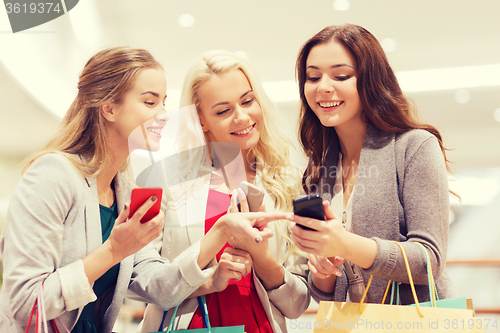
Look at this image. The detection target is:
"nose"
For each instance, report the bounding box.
[317,75,334,94]
[155,106,169,124]
[233,105,250,124]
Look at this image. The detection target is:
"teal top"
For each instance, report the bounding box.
[71,201,120,333]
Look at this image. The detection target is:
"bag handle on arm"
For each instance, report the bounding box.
[359,241,424,317]
[25,284,70,333]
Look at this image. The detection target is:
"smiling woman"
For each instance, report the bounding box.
[0,47,288,333]
[139,50,309,333]
[197,69,263,158]
[291,23,458,307]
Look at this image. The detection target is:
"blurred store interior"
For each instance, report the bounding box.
[1,1,500,332]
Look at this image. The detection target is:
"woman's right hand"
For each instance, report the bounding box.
[198,189,290,271]
[217,210,285,244]
[107,196,165,261]
[211,248,253,292]
[217,189,289,243]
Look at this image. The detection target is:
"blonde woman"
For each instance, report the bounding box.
[0,47,285,333]
[140,51,310,333]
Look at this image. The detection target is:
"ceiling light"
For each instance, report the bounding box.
[494,108,500,123]
[381,38,397,53]
[396,63,500,92]
[455,89,470,104]
[332,0,350,11]
[178,14,195,28]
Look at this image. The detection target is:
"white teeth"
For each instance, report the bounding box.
[319,101,341,107]
[148,128,161,135]
[233,124,253,135]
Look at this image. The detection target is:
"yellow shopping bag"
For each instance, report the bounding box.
[314,242,484,333]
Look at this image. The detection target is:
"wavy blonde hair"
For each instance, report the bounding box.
[22,47,163,176]
[178,50,302,262]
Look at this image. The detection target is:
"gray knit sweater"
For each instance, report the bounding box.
[308,123,457,305]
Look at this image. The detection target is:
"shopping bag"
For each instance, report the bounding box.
[151,295,245,333]
[313,242,484,332]
[25,283,70,333]
[407,242,470,311]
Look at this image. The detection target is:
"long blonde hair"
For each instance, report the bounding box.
[23,47,163,176]
[178,50,301,262]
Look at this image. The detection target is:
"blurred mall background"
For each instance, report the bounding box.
[1,0,499,332]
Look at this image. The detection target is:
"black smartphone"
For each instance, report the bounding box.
[292,194,325,230]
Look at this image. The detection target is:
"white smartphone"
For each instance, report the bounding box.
[239,181,264,212]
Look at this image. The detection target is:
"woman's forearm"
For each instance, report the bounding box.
[198,220,229,269]
[82,241,122,284]
[341,232,378,269]
[252,252,285,290]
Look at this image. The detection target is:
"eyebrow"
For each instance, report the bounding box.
[306,64,355,70]
[211,90,253,109]
[141,91,159,97]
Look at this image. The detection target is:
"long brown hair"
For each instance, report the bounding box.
[296,24,451,192]
[23,47,163,176]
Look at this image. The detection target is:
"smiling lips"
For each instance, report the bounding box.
[231,123,255,136]
[319,100,343,108]
[147,126,163,138]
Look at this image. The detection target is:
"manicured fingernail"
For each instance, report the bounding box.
[255,236,262,243]
[336,271,342,277]
[151,196,157,202]
[336,256,344,261]
[286,214,294,221]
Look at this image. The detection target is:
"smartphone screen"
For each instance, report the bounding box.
[293,194,324,230]
[129,187,163,223]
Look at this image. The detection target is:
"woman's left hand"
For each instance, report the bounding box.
[290,201,347,258]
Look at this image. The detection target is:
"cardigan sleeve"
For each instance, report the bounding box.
[363,135,450,285]
[307,269,348,303]
[0,154,95,326]
[128,240,215,311]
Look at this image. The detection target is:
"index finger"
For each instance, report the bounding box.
[248,212,292,229]
[130,195,157,223]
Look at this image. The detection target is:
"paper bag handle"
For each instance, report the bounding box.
[359,241,424,317]
[415,242,439,307]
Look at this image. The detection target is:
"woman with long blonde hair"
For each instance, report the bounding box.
[0,47,286,333]
[140,50,309,333]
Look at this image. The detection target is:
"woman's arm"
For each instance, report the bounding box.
[362,135,450,284]
[291,134,449,285]
[2,154,93,324]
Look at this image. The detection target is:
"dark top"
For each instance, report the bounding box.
[71,201,120,333]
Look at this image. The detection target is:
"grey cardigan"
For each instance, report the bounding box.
[308,123,457,305]
[0,154,212,333]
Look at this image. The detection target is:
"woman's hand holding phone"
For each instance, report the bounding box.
[106,189,164,261]
[290,200,347,258]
